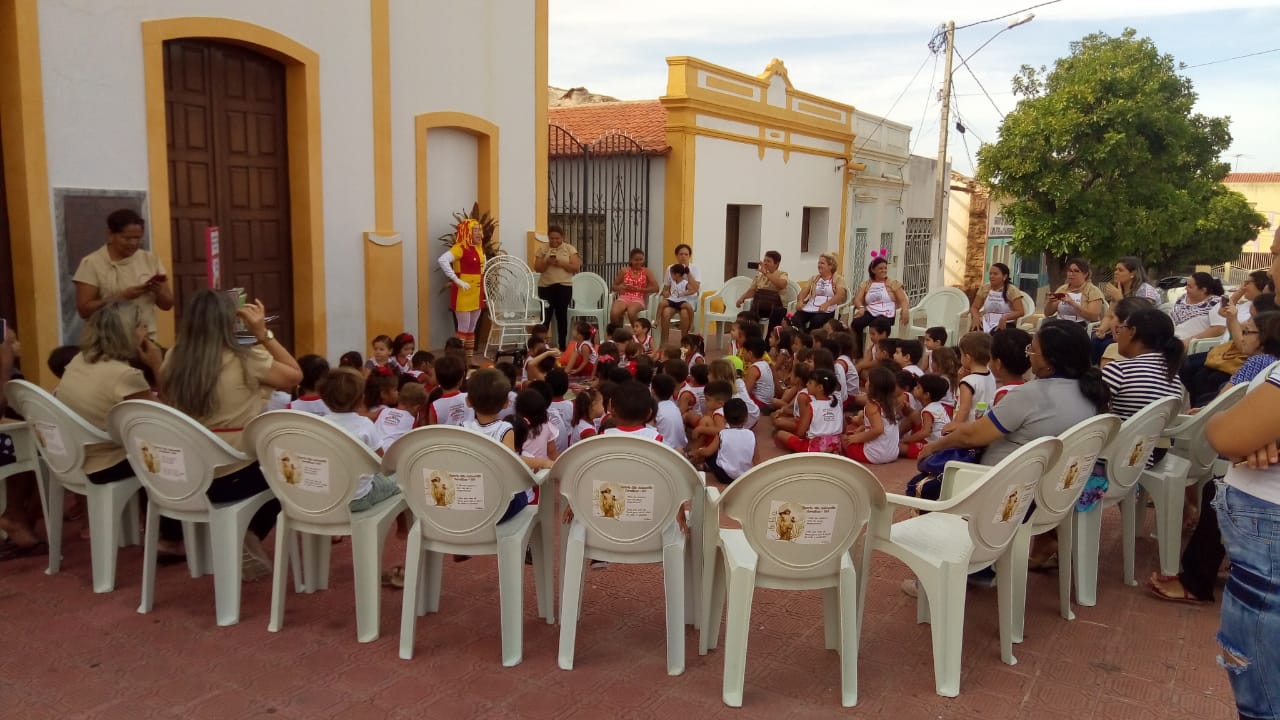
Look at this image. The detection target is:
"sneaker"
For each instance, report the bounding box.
[900,578,919,598]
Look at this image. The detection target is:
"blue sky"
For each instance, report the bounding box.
[549,1,1280,176]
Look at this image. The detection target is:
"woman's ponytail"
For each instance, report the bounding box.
[1076,366,1111,414]
[1160,336,1186,381]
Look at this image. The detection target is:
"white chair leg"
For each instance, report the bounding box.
[399,533,423,660]
[822,587,839,650]
[209,511,247,627]
[85,484,123,593]
[121,493,141,547]
[314,533,333,591]
[497,534,527,667]
[267,515,290,633]
[1056,520,1076,621]
[557,525,587,670]
[423,548,442,614]
[137,503,160,614]
[1008,527,1032,645]
[289,531,305,593]
[1152,481,1184,576]
[994,553,1018,667]
[181,521,206,578]
[45,483,64,575]
[532,511,554,623]
[704,549,726,655]
[837,563,859,708]
[720,562,756,707]
[1073,506,1102,607]
[350,524,383,643]
[1120,491,1138,587]
[922,562,967,698]
[662,536,686,676]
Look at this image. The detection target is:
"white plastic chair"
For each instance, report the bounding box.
[381,425,555,666]
[244,410,408,643]
[553,434,706,676]
[1007,415,1121,644]
[567,271,609,333]
[1071,396,1181,607]
[0,419,50,546]
[483,254,548,357]
[870,436,1062,697]
[1188,333,1229,355]
[901,287,969,343]
[1138,383,1248,576]
[107,399,302,626]
[700,454,886,707]
[701,276,754,338]
[5,380,141,593]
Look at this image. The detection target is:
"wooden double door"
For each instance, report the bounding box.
[164,39,294,348]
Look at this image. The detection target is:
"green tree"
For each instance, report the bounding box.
[976,29,1266,285]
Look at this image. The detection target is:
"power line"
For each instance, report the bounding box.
[955,0,1061,30]
[855,51,935,153]
[951,41,1007,119]
[1185,47,1280,69]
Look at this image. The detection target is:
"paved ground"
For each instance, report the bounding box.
[0,406,1236,719]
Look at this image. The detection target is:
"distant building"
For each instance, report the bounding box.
[1224,172,1280,266]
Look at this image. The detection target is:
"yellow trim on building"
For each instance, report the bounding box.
[364,0,402,337]
[0,0,58,387]
[532,0,548,260]
[141,17,327,355]
[414,112,499,345]
[660,57,856,262]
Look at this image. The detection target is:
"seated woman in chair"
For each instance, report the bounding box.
[609,248,659,328]
[160,290,302,577]
[56,301,184,557]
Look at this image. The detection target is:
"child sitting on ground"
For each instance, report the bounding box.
[945,332,996,430]
[411,351,437,391]
[711,357,760,429]
[894,339,926,377]
[569,387,604,444]
[990,327,1032,405]
[374,381,427,454]
[928,345,961,413]
[563,321,598,378]
[545,368,573,453]
[601,380,661,442]
[841,365,901,465]
[899,374,951,460]
[741,337,776,413]
[361,366,399,420]
[774,368,843,454]
[364,334,394,375]
[652,373,688,452]
[771,362,813,434]
[832,331,861,408]
[681,333,706,369]
[339,351,364,371]
[462,369,539,521]
[286,354,330,415]
[631,318,656,358]
[692,398,758,485]
[512,388,559,471]
[679,362,709,428]
[923,327,947,374]
[318,368,402,510]
[856,317,894,372]
[427,354,471,426]
[691,380,734,454]
[523,336,561,383]
[770,327,795,387]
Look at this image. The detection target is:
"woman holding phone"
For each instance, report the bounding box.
[1045,258,1104,325]
[74,208,174,342]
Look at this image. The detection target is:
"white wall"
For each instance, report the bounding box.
[691,134,843,286]
[424,129,479,350]
[389,0,537,345]
[36,0,539,356]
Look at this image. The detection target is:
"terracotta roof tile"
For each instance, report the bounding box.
[548,100,669,156]
[1225,172,1280,183]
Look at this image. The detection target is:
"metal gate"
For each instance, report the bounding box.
[548,125,651,280]
[902,218,933,303]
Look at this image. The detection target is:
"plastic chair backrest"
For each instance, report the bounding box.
[1032,414,1121,522]
[1097,396,1181,497]
[4,379,110,481]
[381,425,537,543]
[244,410,382,526]
[782,280,801,307]
[1171,382,1248,470]
[572,272,608,310]
[553,435,702,553]
[709,277,754,309]
[107,399,249,513]
[953,436,1062,567]
[719,454,886,582]
[484,255,538,321]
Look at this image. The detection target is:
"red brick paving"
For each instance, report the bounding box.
[0,412,1236,719]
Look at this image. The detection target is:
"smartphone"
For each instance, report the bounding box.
[746,261,761,270]
[1052,292,1066,300]
[148,273,167,284]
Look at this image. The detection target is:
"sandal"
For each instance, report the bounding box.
[1028,553,1059,572]
[0,540,47,562]
[381,565,405,589]
[1147,573,1209,605]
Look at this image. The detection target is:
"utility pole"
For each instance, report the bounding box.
[932,21,955,267]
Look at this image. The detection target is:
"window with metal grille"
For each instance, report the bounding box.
[853,227,869,275]
[902,218,932,302]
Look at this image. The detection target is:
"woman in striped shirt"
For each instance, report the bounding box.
[1103,307,1186,419]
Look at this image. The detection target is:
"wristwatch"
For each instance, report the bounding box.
[259,330,274,343]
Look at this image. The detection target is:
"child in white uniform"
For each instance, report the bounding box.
[318,369,401,512]
[694,398,757,484]
[652,374,687,452]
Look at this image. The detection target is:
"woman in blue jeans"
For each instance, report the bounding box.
[1206,362,1280,720]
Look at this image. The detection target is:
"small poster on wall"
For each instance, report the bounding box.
[206,226,221,289]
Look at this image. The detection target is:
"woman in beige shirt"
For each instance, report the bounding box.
[73,209,174,342]
[532,224,581,348]
[161,289,301,572]
[56,302,186,555]
[1044,258,1104,325]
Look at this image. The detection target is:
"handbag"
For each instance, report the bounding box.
[916,446,982,477]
